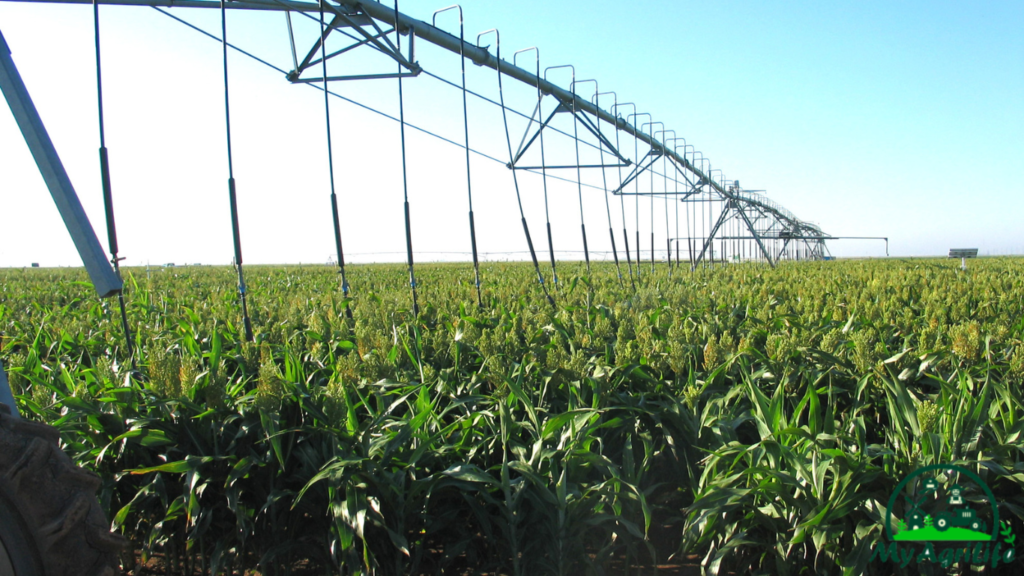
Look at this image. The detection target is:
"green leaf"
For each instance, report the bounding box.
[129,460,193,475]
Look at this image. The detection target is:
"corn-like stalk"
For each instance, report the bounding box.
[0,258,1022,574]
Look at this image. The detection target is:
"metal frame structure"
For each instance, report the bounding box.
[1,0,894,411]
[0,0,844,272]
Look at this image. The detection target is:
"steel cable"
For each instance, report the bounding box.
[393,0,419,316]
[513,49,560,290]
[482,29,554,307]
[219,0,254,341]
[564,72,591,277]
[434,6,482,308]
[92,0,136,369]
[319,0,353,318]
[587,87,623,287]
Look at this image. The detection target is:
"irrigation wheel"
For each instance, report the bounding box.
[0,403,126,576]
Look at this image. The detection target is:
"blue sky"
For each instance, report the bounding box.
[0,0,1021,266]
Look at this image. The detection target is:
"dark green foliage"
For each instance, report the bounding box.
[1,258,1023,575]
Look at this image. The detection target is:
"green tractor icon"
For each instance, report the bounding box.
[935,508,986,533]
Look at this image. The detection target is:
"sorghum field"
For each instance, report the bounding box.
[2,259,1023,575]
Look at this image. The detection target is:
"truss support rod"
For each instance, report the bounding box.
[734,205,775,267]
[297,4,420,78]
[292,71,418,82]
[511,105,558,166]
[513,163,627,171]
[692,204,733,269]
[511,98,632,168]
[294,12,342,74]
[776,236,793,262]
[558,96,629,164]
[612,150,659,194]
[0,28,122,298]
[665,154,701,192]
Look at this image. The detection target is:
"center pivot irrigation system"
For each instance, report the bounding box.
[1,0,885,371]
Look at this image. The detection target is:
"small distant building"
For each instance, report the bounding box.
[30,263,39,268]
[165,263,175,268]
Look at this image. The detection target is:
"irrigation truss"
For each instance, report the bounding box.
[2,0,890,339]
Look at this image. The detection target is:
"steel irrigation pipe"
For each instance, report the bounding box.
[665,135,684,271]
[91,0,136,367]
[671,138,689,268]
[642,120,663,272]
[513,46,559,289]
[393,0,420,316]
[667,138,686,268]
[596,91,635,289]
[545,65,591,276]
[575,80,623,286]
[711,169,728,263]
[692,152,706,270]
[154,6,649,202]
[480,28,554,307]
[160,2,800,272]
[722,176,740,263]
[626,111,650,278]
[695,163,724,268]
[611,102,637,287]
[265,5,696,191]
[412,64,704,191]
[432,4,482,308]
[701,158,712,267]
[282,0,629,168]
[150,3,730,288]
[219,0,254,341]
[319,0,354,319]
[680,143,696,269]
[657,129,675,272]
[157,0,819,255]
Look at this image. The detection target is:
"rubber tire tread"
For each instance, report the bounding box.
[0,404,126,576]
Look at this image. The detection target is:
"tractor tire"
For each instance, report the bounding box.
[0,403,126,576]
[935,512,952,532]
